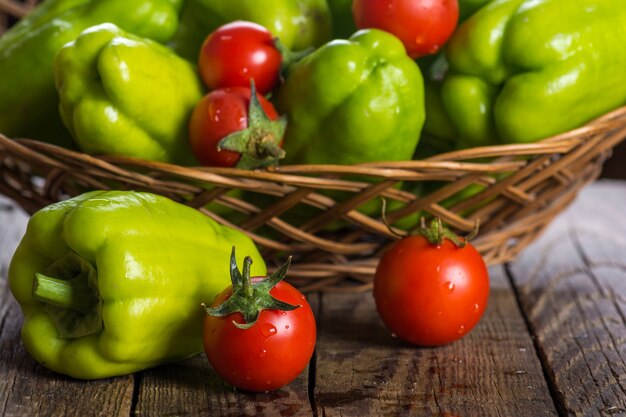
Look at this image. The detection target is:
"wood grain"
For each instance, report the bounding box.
[133,356,311,417]
[313,266,558,417]
[508,181,626,416]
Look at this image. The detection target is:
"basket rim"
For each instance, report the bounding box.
[1,104,624,291]
[2,105,625,183]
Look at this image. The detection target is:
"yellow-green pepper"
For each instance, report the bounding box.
[8,190,266,380]
[54,24,202,164]
[0,0,184,148]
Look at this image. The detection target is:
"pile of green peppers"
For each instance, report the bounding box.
[423,0,626,150]
[2,0,621,163]
[0,0,427,166]
[0,0,338,162]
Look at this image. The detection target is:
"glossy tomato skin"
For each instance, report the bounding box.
[373,236,489,346]
[203,278,316,392]
[198,21,282,95]
[352,0,459,58]
[188,87,280,167]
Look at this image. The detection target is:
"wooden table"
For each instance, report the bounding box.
[1,180,625,417]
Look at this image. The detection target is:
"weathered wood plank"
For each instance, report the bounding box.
[134,355,312,416]
[0,197,135,417]
[508,180,626,416]
[313,265,558,417]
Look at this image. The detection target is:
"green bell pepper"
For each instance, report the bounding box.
[0,0,183,149]
[8,190,266,380]
[170,0,332,61]
[260,29,424,229]
[422,0,626,147]
[54,23,202,164]
[277,28,425,166]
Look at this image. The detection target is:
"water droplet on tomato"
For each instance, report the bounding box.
[259,349,267,358]
[473,303,480,313]
[285,325,290,330]
[444,281,455,293]
[457,325,466,335]
[260,323,277,337]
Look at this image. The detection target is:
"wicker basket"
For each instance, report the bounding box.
[2,2,626,292]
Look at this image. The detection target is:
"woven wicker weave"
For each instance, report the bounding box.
[0,0,35,31]
[2,1,626,291]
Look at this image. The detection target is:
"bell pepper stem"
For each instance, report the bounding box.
[32,273,98,312]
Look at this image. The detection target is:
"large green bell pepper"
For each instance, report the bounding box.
[170,0,332,61]
[54,24,202,164]
[8,190,266,380]
[0,0,183,149]
[277,28,425,166]
[423,0,626,148]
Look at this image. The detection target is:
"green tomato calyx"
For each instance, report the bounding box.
[417,217,479,248]
[217,80,286,170]
[203,247,299,330]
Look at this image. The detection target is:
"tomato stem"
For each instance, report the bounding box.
[203,247,299,329]
[241,256,254,299]
[416,217,481,247]
[217,80,286,170]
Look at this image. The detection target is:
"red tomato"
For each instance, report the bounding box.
[198,21,282,94]
[373,232,489,346]
[352,0,459,58]
[188,87,281,167]
[203,278,316,392]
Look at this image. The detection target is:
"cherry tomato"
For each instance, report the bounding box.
[203,277,316,392]
[373,227,489,346]
[198,21,282,95]
[352,0,459,58]
[188,86,281,167]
